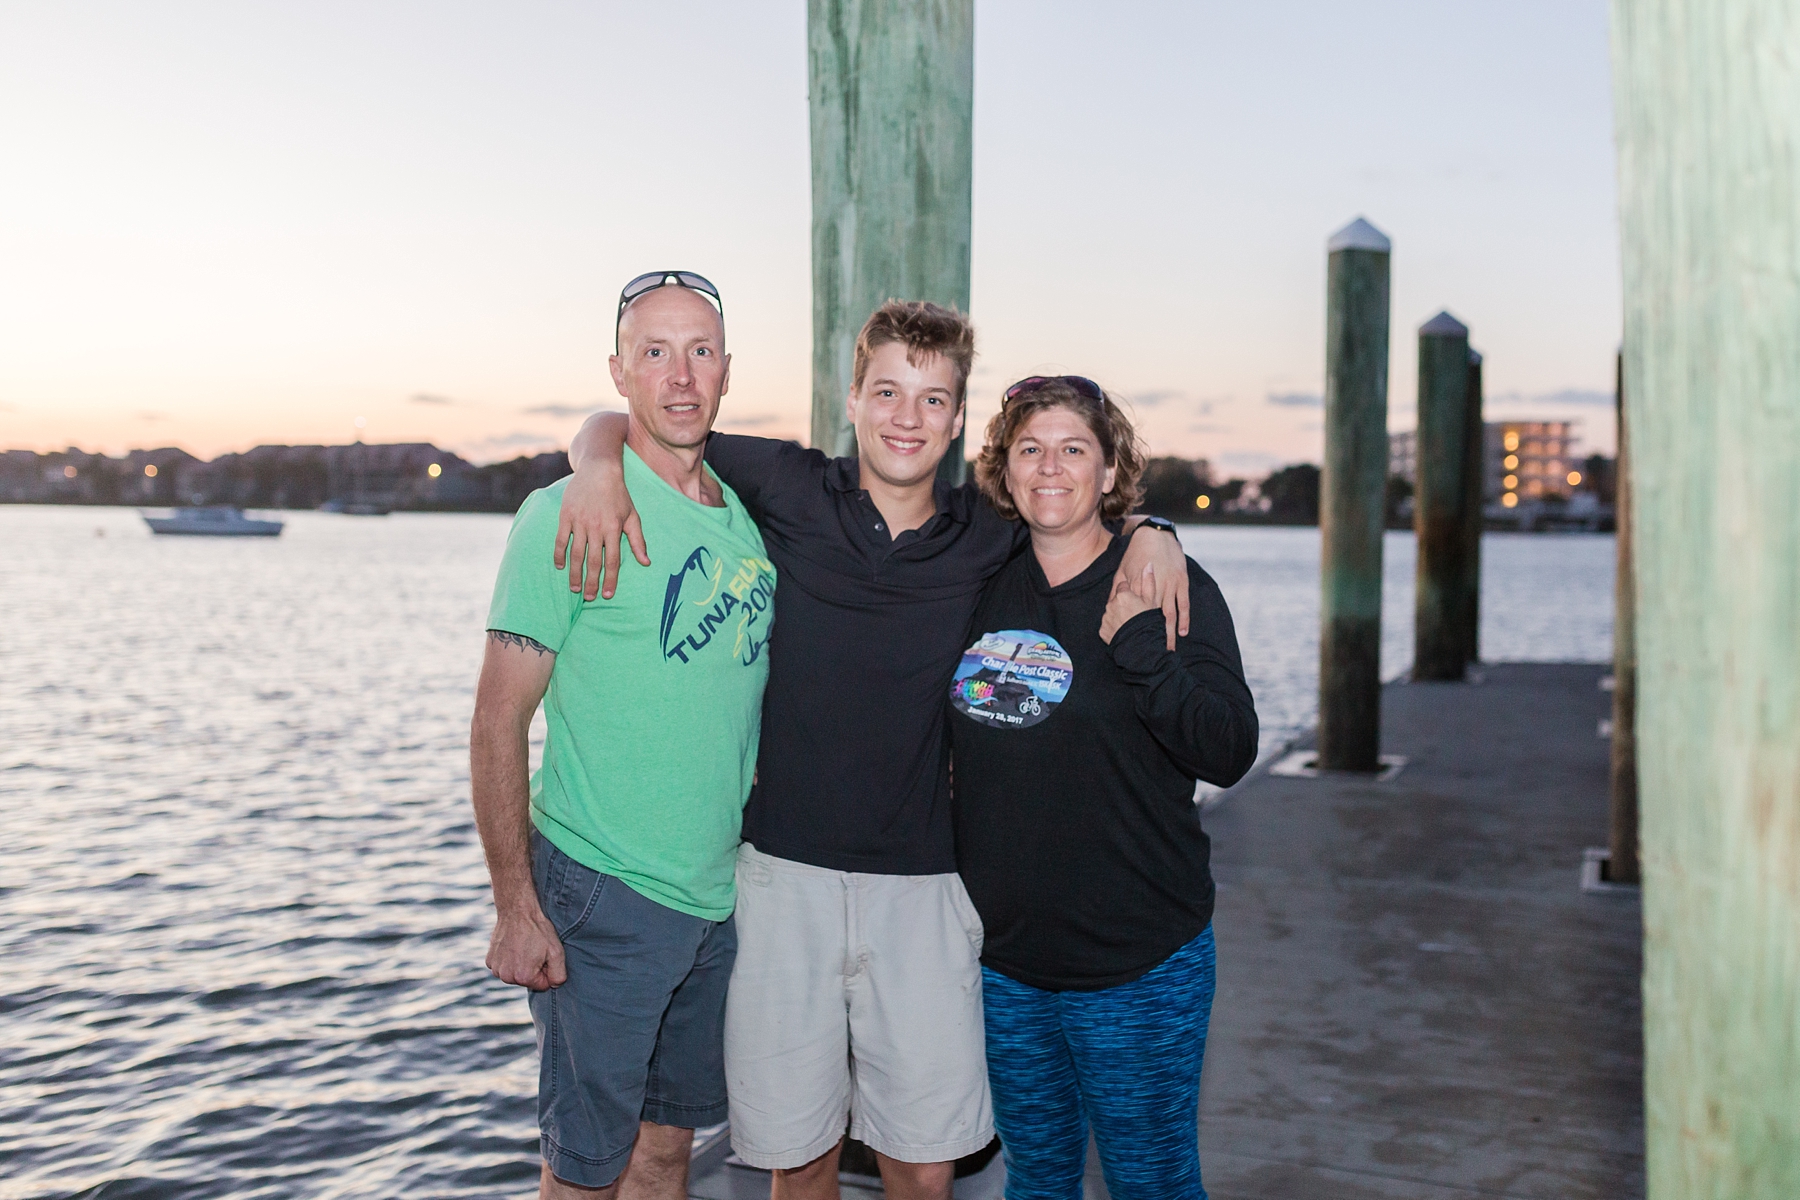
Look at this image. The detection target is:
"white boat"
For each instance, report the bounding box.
[142,507,284,537]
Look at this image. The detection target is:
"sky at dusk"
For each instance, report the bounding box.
[0,1,1621,473]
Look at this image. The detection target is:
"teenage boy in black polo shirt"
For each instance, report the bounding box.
[554,301,1189,1200]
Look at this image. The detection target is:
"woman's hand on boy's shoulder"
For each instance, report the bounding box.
[1101,563,1160,645]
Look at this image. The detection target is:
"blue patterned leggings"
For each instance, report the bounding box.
[981,926,1216,1200]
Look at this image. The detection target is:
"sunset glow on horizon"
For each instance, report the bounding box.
[1,1,1620,470]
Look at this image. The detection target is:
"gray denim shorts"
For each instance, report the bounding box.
[529,828,736,1188]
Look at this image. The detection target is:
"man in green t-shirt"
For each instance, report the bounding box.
[470,272,774,1199]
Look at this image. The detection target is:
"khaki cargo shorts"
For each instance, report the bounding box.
[723,843,995,1169]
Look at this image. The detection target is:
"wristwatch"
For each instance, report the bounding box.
[1136,516,1181,539]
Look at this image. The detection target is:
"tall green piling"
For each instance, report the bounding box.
[1613,1,1800,1191]
[808,0,974,482]
[1609,350,1639,884]
[1412,311,1475,681]
[1318,217,1392,772]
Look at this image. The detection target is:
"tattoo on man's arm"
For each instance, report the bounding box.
[488,630,554,657]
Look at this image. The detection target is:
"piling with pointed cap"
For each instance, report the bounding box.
[1413,311,1476,681]
[1317,217,1392,771]
[1615,3,1800,1188]
[808,0,974,482]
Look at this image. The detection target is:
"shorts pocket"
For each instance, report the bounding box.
[947,876,985,956]
[533,833,608,940]
[737,848,774,889]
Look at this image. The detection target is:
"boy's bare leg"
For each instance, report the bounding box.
[770,1138,844,1200]
[875,1153,954,1200]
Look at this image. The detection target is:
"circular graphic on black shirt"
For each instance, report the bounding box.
[950,629,1073,729]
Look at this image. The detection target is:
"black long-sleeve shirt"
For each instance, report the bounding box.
[949,534,1258,991]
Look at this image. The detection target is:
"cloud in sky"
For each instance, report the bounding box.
[521,403,603,419]
[478,430,558,447]
[1127,391,1230,413]
[453,430,563,464]
[410,393,456,406]
[1266,392,1323,408]
[1215,450,1281,473]
[1493,387,1613,407]
[1133,389,1184,408]
[136,411,171,422]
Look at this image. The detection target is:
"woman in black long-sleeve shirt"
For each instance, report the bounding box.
[949,376,1257,1200]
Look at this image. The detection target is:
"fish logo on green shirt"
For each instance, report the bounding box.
[659,545,776,667]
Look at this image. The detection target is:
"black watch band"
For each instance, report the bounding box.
[1136,516,1180,538]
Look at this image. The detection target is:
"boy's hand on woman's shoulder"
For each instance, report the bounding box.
[556,461,650,601]
[1117,522,1191,650]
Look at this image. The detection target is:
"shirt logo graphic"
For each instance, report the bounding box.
[659,546,776,667]
[950,629,1072,729]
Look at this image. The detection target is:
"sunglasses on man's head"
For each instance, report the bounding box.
[615,270,723,350]
[1002,375,1106,407]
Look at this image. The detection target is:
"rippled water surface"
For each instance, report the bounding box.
[0,506,1613,1198]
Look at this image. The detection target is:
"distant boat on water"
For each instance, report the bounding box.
[318,500,391,516]
[142,507,284,537]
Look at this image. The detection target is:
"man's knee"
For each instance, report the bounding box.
[631,1121,693,1169]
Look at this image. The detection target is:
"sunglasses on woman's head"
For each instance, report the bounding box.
[615,270,724,351]
[1002,375,1106,407]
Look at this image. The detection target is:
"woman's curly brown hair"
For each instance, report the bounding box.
[974,379,1147,522]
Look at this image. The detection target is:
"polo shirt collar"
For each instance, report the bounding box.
[824,456,969,526]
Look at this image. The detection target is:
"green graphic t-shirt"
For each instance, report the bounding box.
[487,449,776,920]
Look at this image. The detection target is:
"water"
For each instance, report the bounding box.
[0,506,1613,1198]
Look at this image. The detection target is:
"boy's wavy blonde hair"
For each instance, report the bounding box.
[851,300,977,406]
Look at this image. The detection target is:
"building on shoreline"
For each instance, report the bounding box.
[1389,422,1614,531]
[0,443,572,513]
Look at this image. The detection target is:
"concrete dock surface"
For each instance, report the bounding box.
[1198,662,1642,1199]
[691,662,1643,1199]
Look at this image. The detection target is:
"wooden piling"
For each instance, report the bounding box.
[808,0,974,482]
[1461,348,1485,667]
[1614,0,1800,1189]
[1318,217,1392,772]
[1608,350,1639,884]
[1412,312,1475,682]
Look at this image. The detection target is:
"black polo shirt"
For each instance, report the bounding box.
[703,432,1026,874]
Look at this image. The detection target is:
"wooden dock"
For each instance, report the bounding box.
[1199,662,1642,1198]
